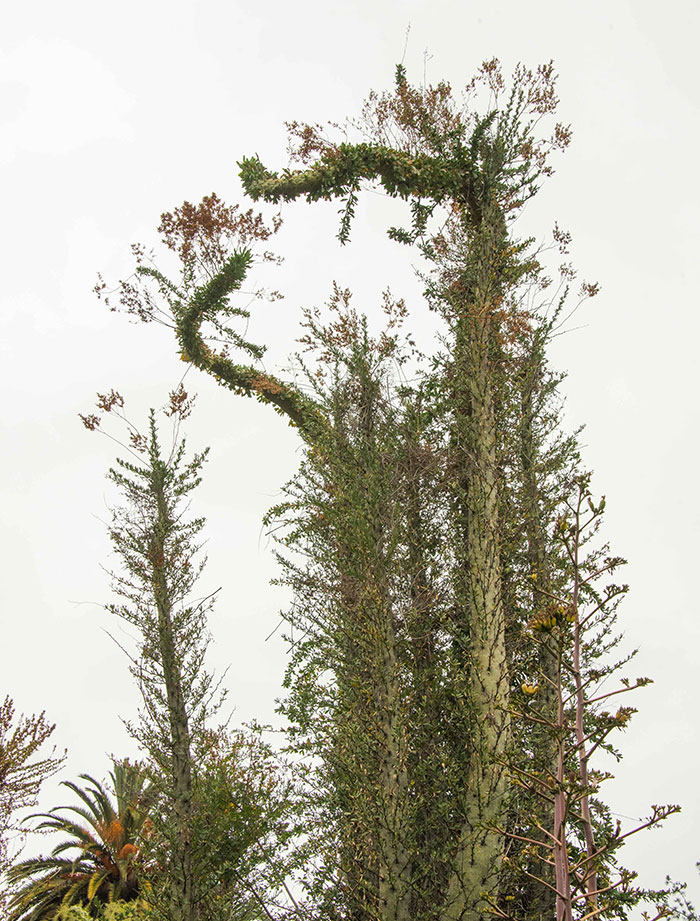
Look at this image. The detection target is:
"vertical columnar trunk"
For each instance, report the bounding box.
[333,580,410,921]
[362,389,411,921]
[443,196,511,921]
[332,515,374,915]
[402,415,448,916]
[330,381,411,921]
[553,652,573,921]
[353,381,412,921]
[445,304,510,921]
[151,465,197,921]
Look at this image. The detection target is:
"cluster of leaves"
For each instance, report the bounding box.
[0,704,64,843]
[55,902,153,921]
[5,709,300,921]
[241,59,571,249]
[0,699,65,912]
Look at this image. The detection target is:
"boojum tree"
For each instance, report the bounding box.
[81,390,215,921]
[266,287,452,920]
[99,61,678,921]
[80,392,303,921]
[237,60,573,921]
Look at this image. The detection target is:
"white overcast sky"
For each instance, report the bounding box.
[2,0,698,907]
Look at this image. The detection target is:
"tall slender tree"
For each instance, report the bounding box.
[82,390,213,921]
[267,289,423,921]
[81,392,301,921]
[503,475,679,921]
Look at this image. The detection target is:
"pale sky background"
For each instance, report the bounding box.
[2,0,698,910]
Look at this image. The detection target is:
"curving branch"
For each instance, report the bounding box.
[238,101,542,248]
[239,143,471,207]
[175,251,328,442]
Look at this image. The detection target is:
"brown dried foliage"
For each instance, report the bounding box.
[298,282,410,378]
[158,193,282,276]
[164,384,194,421]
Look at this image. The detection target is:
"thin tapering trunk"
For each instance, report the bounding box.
[571,493,598,911]
[553,652,573,921]
[152,465,197,921]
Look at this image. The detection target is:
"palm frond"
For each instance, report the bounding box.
[6,762,151,921]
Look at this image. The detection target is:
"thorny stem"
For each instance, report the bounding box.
[571,486,599,912]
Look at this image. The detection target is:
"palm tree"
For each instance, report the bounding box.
[7,761,153,920]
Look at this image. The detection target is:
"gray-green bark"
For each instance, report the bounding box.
[440,190,512,921]
[150,463,198,921]
[444,309,510,921]
[341,377,411,921]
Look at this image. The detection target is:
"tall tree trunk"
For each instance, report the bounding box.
[402,408,450,918]
[443,198,511,921]
[445,305,510,921]
[151,464,197,921]
[328,378,411,921]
